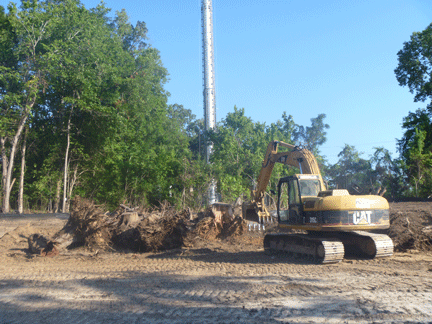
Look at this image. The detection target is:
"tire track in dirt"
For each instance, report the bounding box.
[1,213,432,323]
[1,250,432,324]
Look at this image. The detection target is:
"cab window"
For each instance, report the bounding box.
[278,182,289,221]
[289,179,301,204]
[299,179,320,197]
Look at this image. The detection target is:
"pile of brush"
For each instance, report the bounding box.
[29,196,246,255]
[389,208,432,252]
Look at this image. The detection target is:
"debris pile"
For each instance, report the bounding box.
[30,197,247,255]
[188,202,246,242]
[23,199,432,256]
[113,205,190,252]
[389,202,432,251]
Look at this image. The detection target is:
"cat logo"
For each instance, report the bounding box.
[353,211,372,225]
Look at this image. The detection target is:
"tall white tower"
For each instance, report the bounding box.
[202,0,216,161]
[201,0,217,204]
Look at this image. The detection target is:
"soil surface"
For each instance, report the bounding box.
[1,203,432,323]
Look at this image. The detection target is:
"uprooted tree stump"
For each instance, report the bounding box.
[189,206,246,241]
[51,197,201,253]
[113,208,190,252]
[28,234,59,257]
[53,197,115,251]
[28,197,248,255]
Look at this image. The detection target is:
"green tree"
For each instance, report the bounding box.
[208,107,268,202]
[396,109,432,197]
[266,112,296,143]
[40,0,125,212]
[293,113,330,155]
[395,23,432,107]
[187,118,205,159]
[1,0,193,211]
[265,112,299,191]
[404,128,432,197]
[370,147,407,199]
[75,12,198,208]
[209,108,308,202]
[293,113,329,175]
[398,109,432,155]
[395,23,432,198]
[327,144,376,194]
[0,0,57,212]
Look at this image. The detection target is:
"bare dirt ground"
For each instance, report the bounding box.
[1,203,432,323]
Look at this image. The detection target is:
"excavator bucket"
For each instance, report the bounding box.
[242,202,275,231]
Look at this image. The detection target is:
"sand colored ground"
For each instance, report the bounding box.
[0,202,431,323]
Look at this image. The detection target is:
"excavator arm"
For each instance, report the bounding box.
[252,141,322,201]
[245,140,325,225]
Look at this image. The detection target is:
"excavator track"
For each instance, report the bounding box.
[264,233,345,264]
[335,231,394,259]
[263,231,393,263]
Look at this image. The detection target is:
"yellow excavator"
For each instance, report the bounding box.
[241,140,394,263]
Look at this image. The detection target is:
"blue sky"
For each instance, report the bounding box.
[4,0,432,163]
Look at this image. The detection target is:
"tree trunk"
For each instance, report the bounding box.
[65,163,78,213]
[1,77,36,214]
[18,127,28,214]
[1,137,7,212]
[62,109,72,214]
[1,112,31,213]
[62,105,74,213]
[379,187,387,197]
[53,176,62,213]
[0,16,46,213]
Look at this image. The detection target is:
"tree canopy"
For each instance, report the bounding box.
[2,0,431,212]
[395,22,432,198]
[395,23,432,107]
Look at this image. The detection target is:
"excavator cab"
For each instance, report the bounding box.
[277,174,324,225]
[277,176,303,225]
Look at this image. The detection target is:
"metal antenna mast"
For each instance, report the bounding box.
[202,0,217,204]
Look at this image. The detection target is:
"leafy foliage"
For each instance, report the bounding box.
[395,21,432,198]
[326,145,371,193]
[294,113,330,155]
[397,110,432,197]
[3,0,427,212]
[208,107,330,202]
[395,23,432,106]
[0,0,194,210]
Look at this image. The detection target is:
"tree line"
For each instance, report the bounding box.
[1,0,432,213]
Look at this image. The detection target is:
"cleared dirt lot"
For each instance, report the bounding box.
[1,204,432,324]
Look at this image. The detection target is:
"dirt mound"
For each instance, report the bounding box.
[389,202,432,251]
[0,224,37,250]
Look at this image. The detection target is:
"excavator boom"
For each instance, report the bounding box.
[246,141,325,225]
[253,141,323,203]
